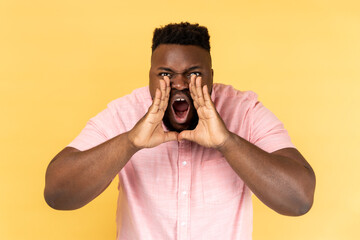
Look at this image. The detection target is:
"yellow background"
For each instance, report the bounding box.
[1,0,359,239]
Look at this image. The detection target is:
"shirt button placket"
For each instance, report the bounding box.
[177,141,191,240]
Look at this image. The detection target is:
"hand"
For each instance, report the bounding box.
[128,77,178,149]
[178,76,231,148]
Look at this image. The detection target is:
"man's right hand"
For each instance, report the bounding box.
[128,76,178,149]
[44,77,178,210]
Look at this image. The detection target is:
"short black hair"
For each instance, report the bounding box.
[152,22,210,52]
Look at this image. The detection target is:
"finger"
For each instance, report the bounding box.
[178,130,194,142]
[164,75,170,91]
[159,79,166,111]
[163,76,171,109]
[189,75,197,98]
[196,77,205,106]
[163,131,178,143]
[192,97,199,110]
[149,88,161,113]
[164,75,170,86]
[202,85,213,108]
[189,76,199,109]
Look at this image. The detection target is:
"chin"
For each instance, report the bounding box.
[163,109,199,133]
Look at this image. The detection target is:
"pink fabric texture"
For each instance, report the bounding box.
[68,83,295,240]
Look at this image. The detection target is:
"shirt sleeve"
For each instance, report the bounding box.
[249,101,295,153]
[67,107,121,151]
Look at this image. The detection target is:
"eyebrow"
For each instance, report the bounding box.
[157,66,201,72]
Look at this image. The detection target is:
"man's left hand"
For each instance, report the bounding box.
[178,76,230,148]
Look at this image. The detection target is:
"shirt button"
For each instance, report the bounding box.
[182,191,187,195]
[181,221,186,226]
[182,161,187,166]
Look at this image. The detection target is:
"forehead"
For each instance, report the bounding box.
[151,44,211,70]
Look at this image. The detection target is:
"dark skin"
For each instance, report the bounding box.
[44,44,315,216]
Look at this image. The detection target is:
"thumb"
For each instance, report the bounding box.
[178,130,194,142]
[163,131,179,143]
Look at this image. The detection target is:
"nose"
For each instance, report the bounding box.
[171,73,189,90]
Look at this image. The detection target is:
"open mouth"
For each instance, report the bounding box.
[171,94,190,124]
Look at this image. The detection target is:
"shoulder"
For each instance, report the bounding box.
[212,83,258,109]
[105,86,152,115]
[89,86,151,131]
[211,83,261,139]
[108,86,152,108]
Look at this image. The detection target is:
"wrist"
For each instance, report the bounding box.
[216,131,236,153]
[124,131,142,153]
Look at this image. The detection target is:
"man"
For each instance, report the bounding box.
[44,22,316,239]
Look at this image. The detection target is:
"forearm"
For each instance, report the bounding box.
[218,132,315,216]
[44,131,138,210]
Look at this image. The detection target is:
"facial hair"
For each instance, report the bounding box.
[162,89,199,133]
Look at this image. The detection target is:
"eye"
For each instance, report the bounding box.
[188,72,201,78]
[159,72,172,78]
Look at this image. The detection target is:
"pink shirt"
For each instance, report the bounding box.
[68,83,295,240]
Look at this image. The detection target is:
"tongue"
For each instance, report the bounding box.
[173,101,189,112]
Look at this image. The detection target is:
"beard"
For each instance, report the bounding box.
[162,89,199,133]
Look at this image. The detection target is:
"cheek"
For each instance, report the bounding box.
[201,72,213,90]
[149,79,160,99]
[202,79,213,94]
[149,86,156,99]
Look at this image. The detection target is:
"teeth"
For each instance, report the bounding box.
[175,97,186,102]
